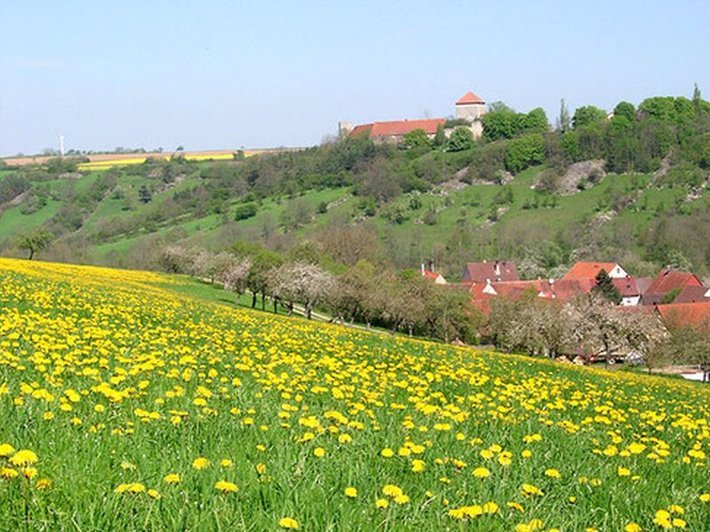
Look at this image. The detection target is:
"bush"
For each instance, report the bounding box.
[504,133,545,173]
[234,202,258,221]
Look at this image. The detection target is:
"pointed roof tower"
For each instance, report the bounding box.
[456,91,486,105]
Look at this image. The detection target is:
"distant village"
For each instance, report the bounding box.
[422,259,709,334]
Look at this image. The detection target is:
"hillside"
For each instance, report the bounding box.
[0,258,708,529]
[0,93,709,279]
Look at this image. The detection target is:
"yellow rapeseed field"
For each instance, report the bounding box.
[0,257,707,530]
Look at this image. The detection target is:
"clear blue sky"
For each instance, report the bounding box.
[1,0,708,156]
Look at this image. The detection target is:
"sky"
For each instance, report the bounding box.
[1,0,708,156]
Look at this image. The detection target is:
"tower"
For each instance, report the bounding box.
[455,91,486,138]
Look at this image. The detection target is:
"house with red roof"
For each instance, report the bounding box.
[656,302,710,331]
[421,269,447,285]
[563,261,628,280]
[673,285,710,304]
[611,276,652,306]
[462,260,518,284]
[643,269,703,306]
[348,118,446,143]
[468,277,595,315]
[339,90,487,143]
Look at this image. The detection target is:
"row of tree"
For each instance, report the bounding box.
[159,244,483,343]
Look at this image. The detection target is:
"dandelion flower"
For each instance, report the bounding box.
[624,523,642,532]
[215,480,239,493]
[10,450,38,467]
[0,443,15,457]
[35,478,52,490]
[380,448,394,458]
[148,489,161,499]
[376,498,389,509]
[163,473,181,484]
[192,457,210,470]
[394,494,410,505]
[279,517,299,529]
[313,447,326,458]
[473,467,490,478]
[544,468,561,479]
[344,486,358,498]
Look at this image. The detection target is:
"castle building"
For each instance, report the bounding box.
[339,90,486,143]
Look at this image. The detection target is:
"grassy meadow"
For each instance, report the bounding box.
[0,258,708,530]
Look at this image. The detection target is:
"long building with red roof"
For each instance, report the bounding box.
[339,90,487,143]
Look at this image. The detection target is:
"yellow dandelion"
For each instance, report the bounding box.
[375,498,389,509]
[0,443,15,457]
[313,447,326,458]
[192,457,210,470]
[10,450,38,467]
[544,468,561,479]
[344,486,358,498]
[279,517,299,529]
[163,473,181,484]
[473,466,491,478]
[215,480,239,493]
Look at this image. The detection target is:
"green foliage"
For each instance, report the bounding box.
[613,101,636,122]
[402,128,431,150]
[446,127,474,152]
[234,202,258,221]
[16,229,53,260]
[661,287,682,304]
[504,133,545,173]
[572,106,607,128]
[592,269,622,304]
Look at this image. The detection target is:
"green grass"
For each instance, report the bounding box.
[0,258,708,530]
[0,200,62,238]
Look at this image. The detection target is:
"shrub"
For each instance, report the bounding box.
[234,202,258,221]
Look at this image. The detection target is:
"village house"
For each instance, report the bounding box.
[563,261,629,280]
[462,260,519,284]
[339,90,487,143]
[642,269,704,306]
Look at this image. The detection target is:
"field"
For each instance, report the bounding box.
[0,258,708,530]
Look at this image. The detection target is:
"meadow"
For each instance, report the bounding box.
[0,258,708,530]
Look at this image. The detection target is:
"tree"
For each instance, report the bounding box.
[659,317,710,382]
[570,294,665,365]
[446,127,474,152]
[432,124,446,147]
[504,133,545,173]
[592,269,622,304]
[138,185,152,204]
[17,230,53,260]
[220,258,252,297]
[613,101,636,122]
[269,262,335,319]
[572,106,607,129]
[427,287,482,344]
[522,108,549,133]
[330,260,377,325]
[558,99,571,133]
[402,128,431,150]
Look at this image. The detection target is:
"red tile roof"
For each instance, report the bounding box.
[563,262,619,280]
[467,278,595,315]
[349,118,445,139]
[657,302,710,330]
[644,269,703,305]
[612,276,641,297]
[673,285,710,304]
[462,261,519,283]
[456,91,486,105]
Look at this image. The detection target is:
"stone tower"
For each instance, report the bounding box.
[455,91,486,138]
